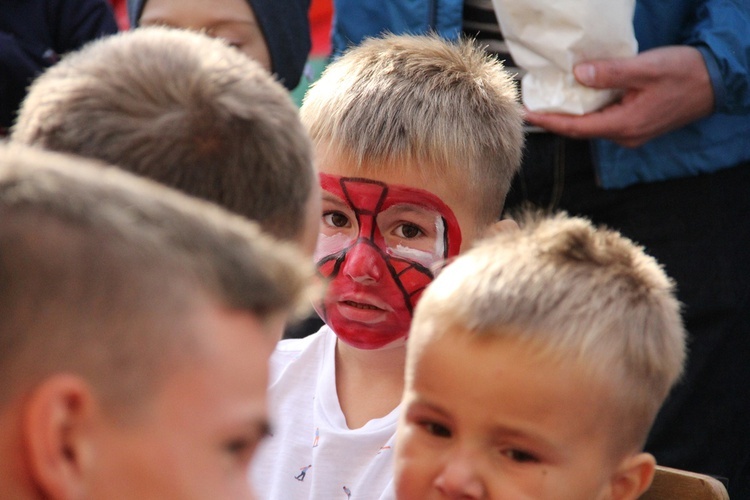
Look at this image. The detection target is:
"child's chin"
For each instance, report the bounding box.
[334,324,408,351]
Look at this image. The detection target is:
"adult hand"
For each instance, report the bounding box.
[524,46,715,148]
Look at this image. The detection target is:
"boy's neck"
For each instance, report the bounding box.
[334,339,406,430]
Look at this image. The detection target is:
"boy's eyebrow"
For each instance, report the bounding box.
[487,424,560,456]
[321,192,349,207]
[382,203,440,218]
[408,396,561,454]
[406,396,452,419]
[321,195,442,217]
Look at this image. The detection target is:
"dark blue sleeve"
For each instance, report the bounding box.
[0,31,52,130]
[0,0,117,131]
[48,0,119,53]
[686,0,750,113]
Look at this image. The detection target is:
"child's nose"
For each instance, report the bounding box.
[343,239,384,285]
[433,451,485,499]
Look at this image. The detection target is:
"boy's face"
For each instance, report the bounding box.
[314,151,484,350]
[139,0,271,71]
[395,330,625,500]
[83,306,280,499]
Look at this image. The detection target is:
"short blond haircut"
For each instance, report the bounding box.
[0,144,312,417]
[408,212,686,452]
[12,27,314,242]
[300,34,524,225]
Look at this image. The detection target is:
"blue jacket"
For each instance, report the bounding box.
[332,0,462,58]
[0,0,118,131]
[332,0,750,188]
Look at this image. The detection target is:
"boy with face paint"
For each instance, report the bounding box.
[314,172,464,350]
[250,34,524,499]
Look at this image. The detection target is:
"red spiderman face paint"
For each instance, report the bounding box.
[315,173,462,350]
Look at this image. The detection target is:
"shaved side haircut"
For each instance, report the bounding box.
[12,27,314,242]
[0,144,312,416]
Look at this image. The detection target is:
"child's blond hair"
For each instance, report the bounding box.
[12,27,314,243]
[409,212,686,453]
[0,144,312,415]
[300,34,524,226]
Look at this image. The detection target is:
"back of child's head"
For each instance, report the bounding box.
[0,142,312,414]
[300,34,524,226]
[409,212,686,453]
[12,27,315,243]
[0,143,314,498]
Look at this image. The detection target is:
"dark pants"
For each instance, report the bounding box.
[505,133,750,498]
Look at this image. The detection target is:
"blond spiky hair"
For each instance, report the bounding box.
[301,34,524,225]
[409,212,686,452]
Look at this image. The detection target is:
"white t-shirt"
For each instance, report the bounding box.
[250,326,398,500]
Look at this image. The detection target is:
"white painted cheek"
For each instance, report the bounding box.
[387,244,438,269]
[314,232,353,262]
[386,214,448,268]
[433,216,446,257]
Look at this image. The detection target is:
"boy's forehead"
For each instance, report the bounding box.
[319,156,471,212]
[408,325,616,404]
[319,173,454,213]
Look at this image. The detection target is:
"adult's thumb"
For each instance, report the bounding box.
[573,59,632,89]
[573,63,598,87]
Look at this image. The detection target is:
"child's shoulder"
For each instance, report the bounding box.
[276,323,332,353]
[270,323,335,375]
[267,324,337,401]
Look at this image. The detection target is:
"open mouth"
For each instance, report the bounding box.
[342,300,384,311]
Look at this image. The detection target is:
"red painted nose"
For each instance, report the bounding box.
[342,240,384,285]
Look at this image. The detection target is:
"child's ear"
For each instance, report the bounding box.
[486,217,520,236]
[609,452,656,500]
[22,374,98,499]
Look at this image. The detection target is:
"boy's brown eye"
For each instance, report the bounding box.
[503,449,539,463]
[397,223,423,239]
[333,214,347,226]
[423,421,451,438]
[324,211,350,228]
